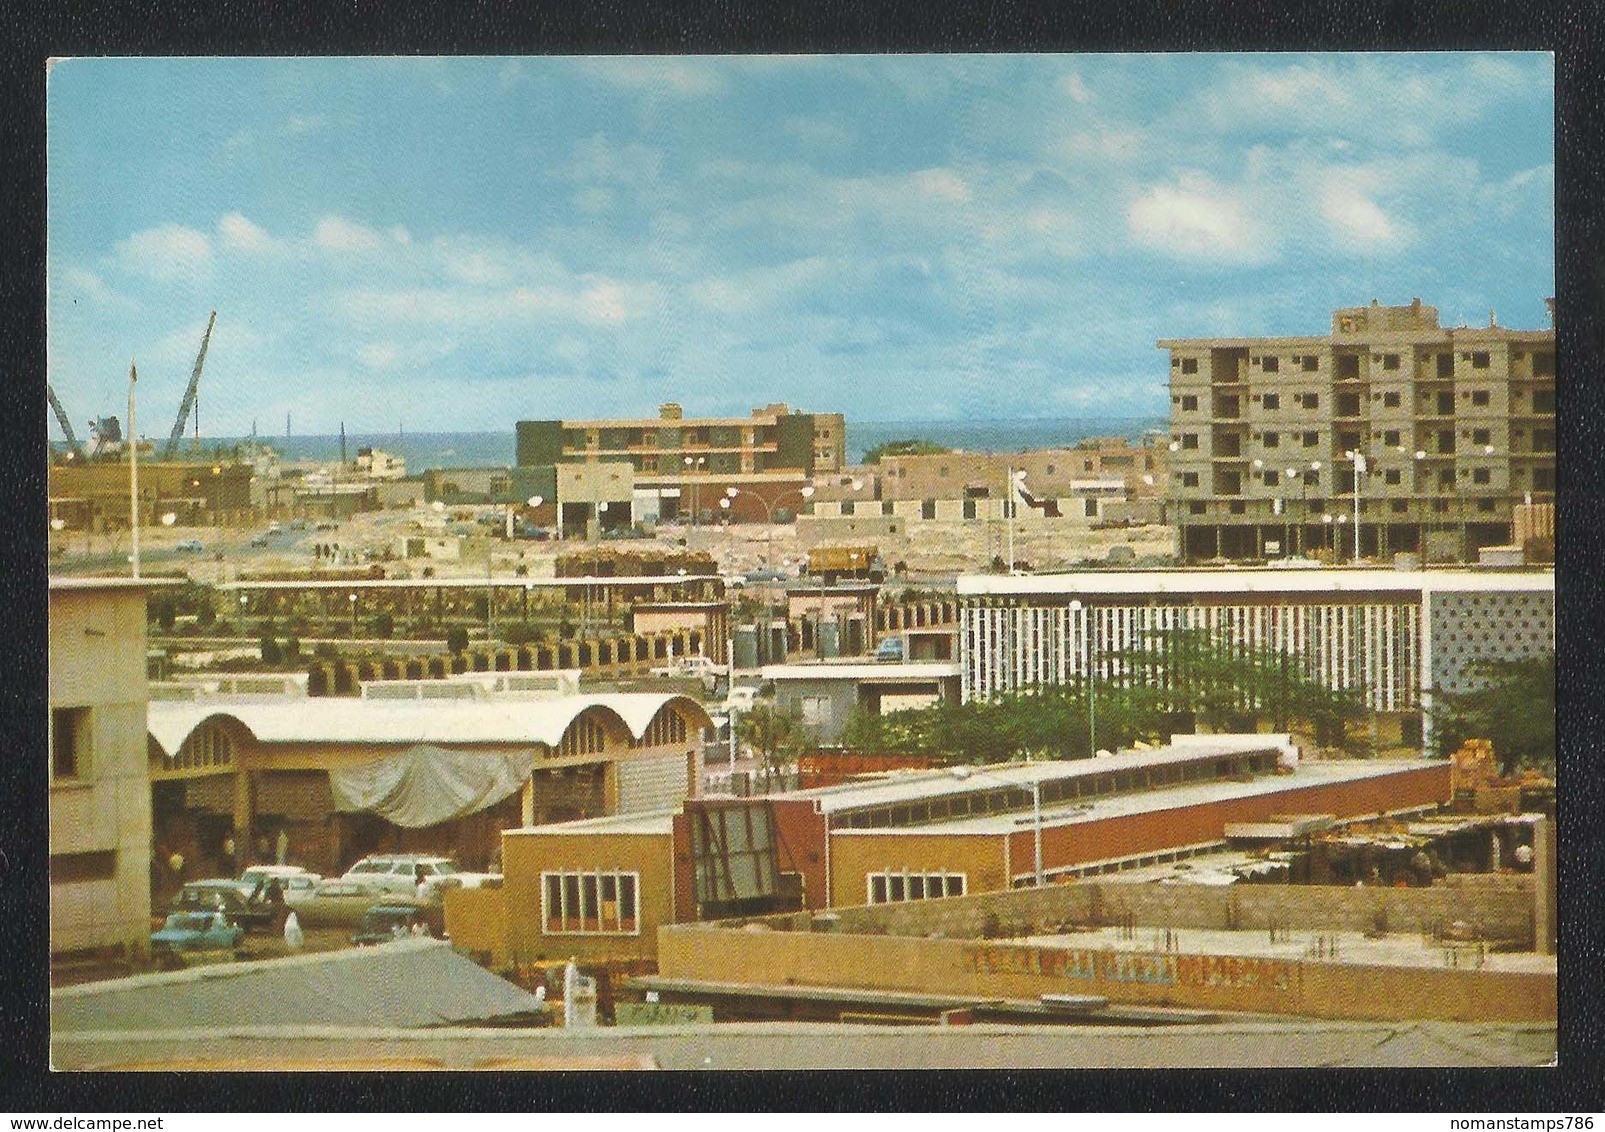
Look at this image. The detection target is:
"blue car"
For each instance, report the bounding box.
[150,911,243,962]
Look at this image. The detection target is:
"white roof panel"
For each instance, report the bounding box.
[956,567,1553,599]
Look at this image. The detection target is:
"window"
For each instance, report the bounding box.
[1436,391,1455,415]
[1381,353,1400,370]
[1180,472,1200,488]
[1437,354,1455,378]
[1471,352,1490,369]
[1180,434,1199,450]
[543,870,639,935]
[1533,389,1555,413]
[1302,431,1320,448]
[1533,429,1555,453]
[1261,356,1280,373]
[1472,468,1491,485]
[1478,498,1497,512]
[1384,469,1401,485]
[1472,390,1490,407]
[1437,430,1456,455]
[1180,395,1198,411]
[1533,467,1556,491]
[1336,392,1361,417]
[1383,391,1401,408]
[1336,355,1360,380]
[921,499,936,520]
[1532,352,1555,376]
[1472,428,1491,446]
[882,500,895,516]
[1181,357,1198,374]
[1084,499,1099,518]
[1438,468,1455,489]
[1263,470,1280,487]
[1391,500,1408,514]
[800,695,831,727]
[1261,394,1280,410]
[962,499,977,520]
[52,851,117,884]
[869,871,966,904]
[840,500,855,516]
[51,707,90,780]
[1188,501,1206,515]
[1338,430,1361,452]
[1298,393,1319,410]
[1383,430,1401,448]
[1301,355,1319,372]
[1263,431,1280,448]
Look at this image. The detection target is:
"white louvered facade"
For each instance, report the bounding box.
[957,569,1553,721]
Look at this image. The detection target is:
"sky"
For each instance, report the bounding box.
[46,53,1554,436]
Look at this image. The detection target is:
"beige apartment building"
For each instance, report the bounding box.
[50,578,168,962]
[1162,300,1555,562]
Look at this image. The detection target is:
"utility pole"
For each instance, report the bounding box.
[128,363,140,578]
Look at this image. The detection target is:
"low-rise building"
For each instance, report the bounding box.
[50,578,174,962]
[762,661,964,743]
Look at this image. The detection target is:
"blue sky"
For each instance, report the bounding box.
[46,53,1553,435]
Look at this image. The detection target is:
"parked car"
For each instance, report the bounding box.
[238,865,322,906]
[351,903,438,946]
[874,637,905,662]
[290,879,391,929]
[417,871,502,904]
[174,539,204,553]
[250,534,271,547]
[150,911,243,962]
[170,878,279,931]
[649,655,728,680]
[339,854,458,896]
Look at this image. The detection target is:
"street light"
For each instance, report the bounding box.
[348,591,358,640]
[683,455,707,526]
[1067,599,1096,757]
[1322,513,1334,557]
[1345,450,1367,561]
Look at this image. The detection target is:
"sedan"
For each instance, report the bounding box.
[150,911,243,963]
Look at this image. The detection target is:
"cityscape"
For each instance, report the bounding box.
[44,54,1557,1073]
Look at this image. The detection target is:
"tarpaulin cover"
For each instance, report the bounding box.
[329,746,533,827]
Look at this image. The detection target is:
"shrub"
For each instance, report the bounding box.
[283,634,302,662]
[314,641,340,661]
[260,634,283,666]
[446,625,469,655]
[152,599,177,631]
[370,612,395,639]
[194,604,216,630]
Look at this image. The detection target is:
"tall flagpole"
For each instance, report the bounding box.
[128,362,140,578]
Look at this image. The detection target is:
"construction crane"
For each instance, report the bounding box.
[46,383,87,461]
[162,310,216,462]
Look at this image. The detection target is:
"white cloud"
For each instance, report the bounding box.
[217,212,276,253]
[1126,176,1266,262]
[357,342,400,369]
[57,266,135,309]
[113,223,214,282]
[314,216,388,253]
[575,57,726,97]
[1059,72,1093,104]
[1319,184,1403,249]
[911,168,972,204]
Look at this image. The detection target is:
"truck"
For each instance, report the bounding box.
[802,545,886,584]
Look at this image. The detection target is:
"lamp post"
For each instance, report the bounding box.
[1322,513,1334,558]
[348,591,357,640]
[1346,450,1367,561]
[1068,599,1096,757]
[683,455,706,526]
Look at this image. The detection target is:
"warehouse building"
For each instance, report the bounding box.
[146,687,712,881]
[956,567,1554,748]
[464,735,1451,963]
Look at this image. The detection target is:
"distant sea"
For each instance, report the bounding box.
[101,417,1169,471]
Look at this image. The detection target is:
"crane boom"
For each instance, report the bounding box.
[163,310,216,461]
[46,383,86,461]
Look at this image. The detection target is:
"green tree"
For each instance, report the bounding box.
[1430,654,1555,774]
[283,634,301,663]
[259,634,283,666]
[736,703,811,783]
[370,611,395,639]
[861,438,951,465]
[151,598,177,632]
[445,625,470,655]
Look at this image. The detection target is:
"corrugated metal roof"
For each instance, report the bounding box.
[957,567,1554,598]
[147,692,711,758]
[775,736,1288,814]
[52,939,545,1032]
[510,809,678,837]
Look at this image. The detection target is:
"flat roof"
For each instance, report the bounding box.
[509,809,677,837]
[761,662,962,682]
[956,567,1554,598]
[220,574,722,591]
[833,759,1443,837]
[773,736,1289,815]
[50,576,184,591]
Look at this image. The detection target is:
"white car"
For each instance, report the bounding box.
[417,871,502,903]
[649,655,728,679]
[239,864,322,904]
[339,854,458,896]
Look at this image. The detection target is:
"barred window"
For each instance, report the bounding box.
[559,714,608,758]
[637,707,689,748]
[542,870,639,935]
[867,871,966,904]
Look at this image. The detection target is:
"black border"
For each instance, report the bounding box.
[4,0,1602,1113]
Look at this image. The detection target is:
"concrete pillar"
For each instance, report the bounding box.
[1533,816,1556,955]
[520,778,535,828]
[232,768,256,866]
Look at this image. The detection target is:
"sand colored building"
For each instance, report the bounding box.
[1162,299,1555,562]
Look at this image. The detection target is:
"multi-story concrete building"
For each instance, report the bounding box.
[1162,300,1555,562]
[50,578,170,961]
[515,403,841,525]
[956,568,1554,749]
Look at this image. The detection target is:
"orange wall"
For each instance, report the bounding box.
[501,830,673,962]
[829,832,1009,906]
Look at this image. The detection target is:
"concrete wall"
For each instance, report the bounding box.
[656,920,1554,1023]
[49,586,154,957]
[764,875,1536,947]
